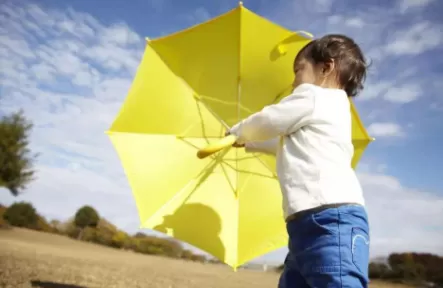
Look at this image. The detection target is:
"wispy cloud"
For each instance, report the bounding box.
[385,21,443,56]
[397,0,436,13]
[0,1,142,231]
[312,0,334,13]
[383,84,422,103]
[367,122,405,138]
[186,7,211,24]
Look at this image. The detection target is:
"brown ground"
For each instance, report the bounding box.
[0,228,413,288]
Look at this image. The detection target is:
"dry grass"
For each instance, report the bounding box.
[0,228,413,288]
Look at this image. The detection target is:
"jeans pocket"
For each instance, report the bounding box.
[351,227,370,274]
[311,209,339,234]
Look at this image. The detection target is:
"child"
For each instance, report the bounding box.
[228,34,370,287]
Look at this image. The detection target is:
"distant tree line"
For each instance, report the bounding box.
[369,253,443,287]
[0,202,216,264]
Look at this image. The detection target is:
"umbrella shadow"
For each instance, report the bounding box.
[30,280,87,288]
[154,203,225,262]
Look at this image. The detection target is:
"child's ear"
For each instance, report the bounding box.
[322,60,335,77]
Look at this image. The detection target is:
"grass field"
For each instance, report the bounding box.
[0,228,413,288]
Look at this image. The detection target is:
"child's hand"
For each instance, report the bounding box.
[232,143,245,148]
[225,131,245,148]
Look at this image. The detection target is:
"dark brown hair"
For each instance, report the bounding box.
[295,34,368,97]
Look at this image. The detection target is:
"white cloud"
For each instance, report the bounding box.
[30,62,57,82]
[0,35,35,59]
[385,21,443,56]
[367,122,405,137]
[187,7,211,23]
[313,0,334,13]
[327,15,365,28]
[345,17,365,28]
[359,81,392,101]
[100,23,141,46]
[359,171,443,257]
[383,83,422,103]
[398,0,435,13]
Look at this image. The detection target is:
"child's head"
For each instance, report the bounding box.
[293,34,367,97]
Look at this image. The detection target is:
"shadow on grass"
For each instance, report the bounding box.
[30,280,88,288]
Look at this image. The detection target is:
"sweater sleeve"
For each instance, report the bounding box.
[229,84,315,144]
[244,138,279,155]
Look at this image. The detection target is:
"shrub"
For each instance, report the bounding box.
[0,204,10,229]
[275,264,285,272]
[133,236,183,257]
[111,231,130,249]
[93,228,113,246]
[48,220,64,234]
[0,215,10,229]
[53,218,75,235]
[3,202,38,228]
[189,254,207,263]
[65,221,81,239]
[181,250,194,260]
[35,215,56,233]
[79,227,97,242]
[74,206,99,229]
[180,250,206,262]
[369,262,391,279]
[388,253,443,286]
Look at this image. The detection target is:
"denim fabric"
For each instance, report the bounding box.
[278,204,370,288]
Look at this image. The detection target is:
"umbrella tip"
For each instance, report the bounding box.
[239,1,243,6]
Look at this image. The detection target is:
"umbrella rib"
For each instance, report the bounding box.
[178,77,230,130]
[195,100,210,144]
[220,162,236,196]
[221,161,275,179]
[197,97,230,130]
[198,95,254,114]
[223,155,257,161]
[179,148,230,203]
[250,154,277,177]
[142,148,230,228]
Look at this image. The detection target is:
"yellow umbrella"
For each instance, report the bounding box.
[107,2,373,270]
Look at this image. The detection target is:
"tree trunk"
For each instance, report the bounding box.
[77,228,84,240]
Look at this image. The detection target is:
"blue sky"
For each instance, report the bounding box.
[1,0,442,265]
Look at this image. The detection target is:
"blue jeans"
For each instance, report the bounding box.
[278,204,370,288]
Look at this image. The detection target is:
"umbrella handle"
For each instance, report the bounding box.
[277,31,314,55]
[197,135,238,159]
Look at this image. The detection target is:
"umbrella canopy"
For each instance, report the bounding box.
[107,3,372,269]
